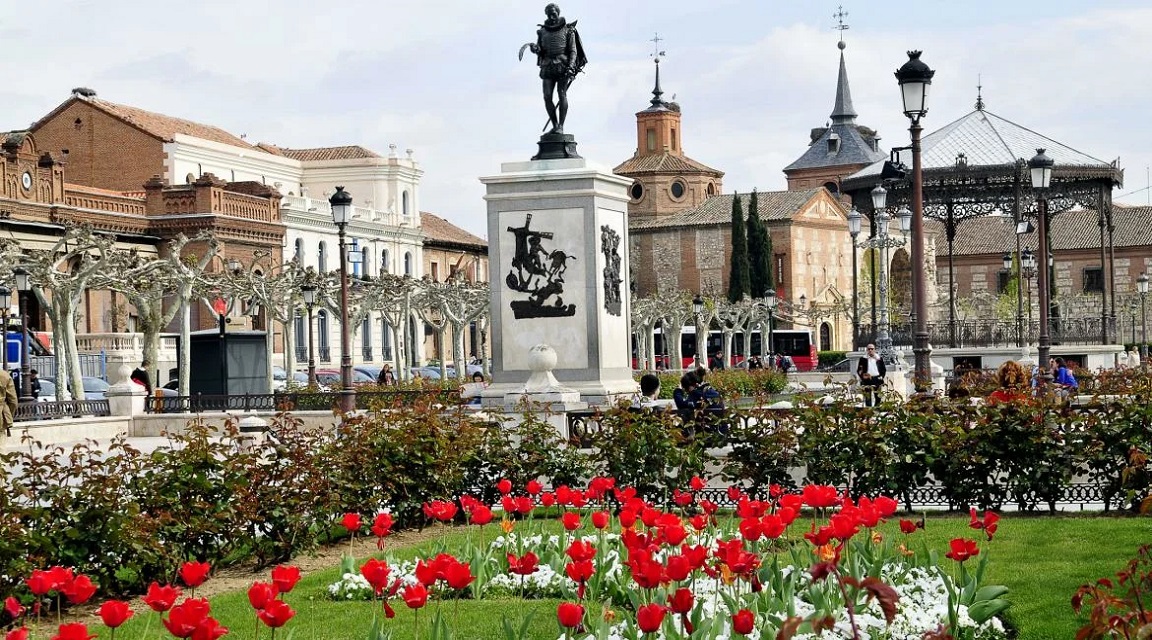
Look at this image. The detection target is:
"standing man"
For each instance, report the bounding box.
[856,344,886,407]
[527,3,586,134]
[0,368,16,437]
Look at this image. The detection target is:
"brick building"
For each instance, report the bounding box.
[420,211,490,364]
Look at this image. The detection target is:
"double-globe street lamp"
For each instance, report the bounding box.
[1016,249,1039,341]
[692,293,705,368]
[1138,272,1149,360]
[856,185,911,365]
[330,186,356,413]
[895,50,935,394]
[1029,148,1055,384]
[847,207,862,349]
[301,283,319,387]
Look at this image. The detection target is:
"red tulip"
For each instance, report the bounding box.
[360,558,392,595]
[247,581,278,610]
[162,598,211,638]
[556,602,584,628]
[49,623,95,640]
[496,478,513,494]
[667,588,694,614]
[899,519,918,534]
[256,599,295,628]
[689,475,706,492]
[371,513,393,538]
[969,508,1000,540]
[802,484,840,508]
[540,492,556,507]
[270,565,301,594]
[561,512,581,531]
[591,511,609,529]
[526,480,543,495]
[470,504,494,526]
[62,575,96,605]
[401,584,428,609]
[444,561,475,590]
[190,616,228,640]
[636,603,667,634]
[26,570,56,596]
[47,567,74,588]
[507,552,539,576]
[179,561,211,588]
[97,600,134,628]
[5,628,29,640]
[946,538,979,563]
[618,510,638,529]
[732,609,755,635]
[4,596,25,620]
[727,485,744,501]
[340,512,362,533]
[565,560,594,583]
[142,582,182,612]
[665,555,692,582]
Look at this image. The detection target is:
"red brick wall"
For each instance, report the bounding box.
[32,101,165,191]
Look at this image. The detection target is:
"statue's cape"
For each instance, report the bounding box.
[570,21,587,76]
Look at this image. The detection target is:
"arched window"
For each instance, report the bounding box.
[820,322,832,352]
[823,181,839,195]
[362,317,372,361]
[294,238,305,264]
[361,246,372,277]
[350,239,361,277]
[317,310,330,362]
[404,252,413,276]
[381,318,393,360]
[294,311,306,360]
[381,249,390,274]
[317,242,327,273]
[402,191,410,216]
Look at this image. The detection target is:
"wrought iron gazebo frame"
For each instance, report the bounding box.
[842,154,1123,350]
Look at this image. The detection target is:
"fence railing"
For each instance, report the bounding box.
[854,316,1120,350]
[28,354,106,380]
[145,389,461,414]
[14,399,111,422]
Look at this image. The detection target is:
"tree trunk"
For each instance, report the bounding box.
[179,303,191,396]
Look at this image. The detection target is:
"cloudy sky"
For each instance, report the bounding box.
[2,0,1150,239]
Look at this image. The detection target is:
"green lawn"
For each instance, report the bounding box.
[83,514,1148,639]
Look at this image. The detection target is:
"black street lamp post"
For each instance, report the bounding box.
[1029,149,1055,384]
[765,289,777,357]
[330,186,356,413]
[692,293,704,368]
[847,207,862,349]
[1020,249,1037,342]
[895,50,935,394]
[302,284,318,387]
[12,268,32,402]
[0,286,9,372]
[1137,272,1148,360]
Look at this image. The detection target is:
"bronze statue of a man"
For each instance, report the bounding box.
[525,3,586,135]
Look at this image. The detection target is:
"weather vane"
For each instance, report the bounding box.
[650,32,665,60]
[833,5,849,42]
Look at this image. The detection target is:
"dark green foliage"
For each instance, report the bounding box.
[585,406,705,502]
[727,193,751,302]
[638,370,789,399]
[746,189,773,298]
[817,351,848,368]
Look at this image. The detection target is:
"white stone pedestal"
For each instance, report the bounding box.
[480,157,638,407]
[104,364,147,417]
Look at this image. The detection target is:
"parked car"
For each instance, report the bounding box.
[36,378,57,403]
[41,376,109,400]
[410,366,443,381]
[272,365,289,391]
[354,365,384,383]
[314,368,375,388]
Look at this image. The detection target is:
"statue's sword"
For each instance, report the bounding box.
[519,42,578,133]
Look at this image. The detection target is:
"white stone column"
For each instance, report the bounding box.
[104,363,146,417]
[480,158,638,407]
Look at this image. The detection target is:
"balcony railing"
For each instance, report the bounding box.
[318,347,331,363]
[362,346,373,361]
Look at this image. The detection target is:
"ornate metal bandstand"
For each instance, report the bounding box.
[841,101,1124,350]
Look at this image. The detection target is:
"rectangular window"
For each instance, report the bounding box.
[431,262,439,281]
[646,128,656,152]
[671,128,677,151]
[996,271,1012,294]
[1082,267,1104,293]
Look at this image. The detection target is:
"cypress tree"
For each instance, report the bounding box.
[747,189,773,298]
[728,193,751,302]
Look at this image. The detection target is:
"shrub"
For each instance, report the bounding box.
[817,350,847,368]
[585,406,705,502]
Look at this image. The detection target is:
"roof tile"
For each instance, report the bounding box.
[631,189,825,230]
[278,146,382,162]
[614,152,723,176]
[420,212,487,249]
[937,204,1152,255]
[85,97,255,149]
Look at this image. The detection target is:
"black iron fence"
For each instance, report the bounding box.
[145,389,461,414]
[14,399,111,422]
[854,317,1118,350]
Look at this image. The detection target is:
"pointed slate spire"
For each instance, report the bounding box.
[830,41,857,124]
[650,57,665,107]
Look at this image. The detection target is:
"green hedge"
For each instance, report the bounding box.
[3,374,1151,605]
[818,350,848,367]
[640,369,789,400]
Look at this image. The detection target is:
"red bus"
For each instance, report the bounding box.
[632,327,817,371]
